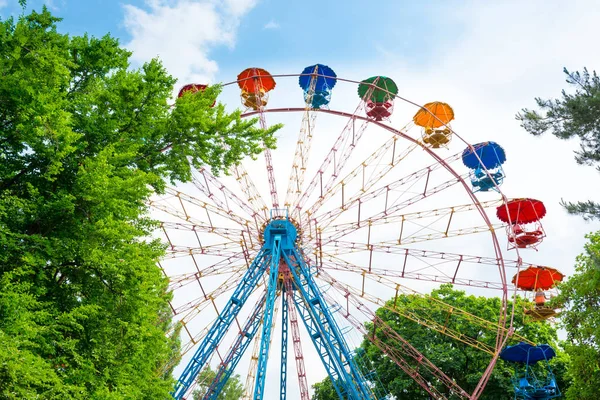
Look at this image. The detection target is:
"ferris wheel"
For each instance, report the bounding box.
[151,65,553,400]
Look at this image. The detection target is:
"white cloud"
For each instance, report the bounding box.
[223,0,258,17]
[263,19,279,29]
[0,0,8,8]
[122,0,258,86]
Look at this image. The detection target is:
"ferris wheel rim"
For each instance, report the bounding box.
[237,102,511,398]
[162,72,524,398]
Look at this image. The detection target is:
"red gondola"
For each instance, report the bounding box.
[237,68,276,110]
[497,199,546,250]
[177,84,216,107]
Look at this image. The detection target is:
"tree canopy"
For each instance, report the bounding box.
[517,68,600,220]
[554,231,600,399]
[0,7,277,399]
[518,67,600,399]
[311,284,567,400]
[191,366,244,400]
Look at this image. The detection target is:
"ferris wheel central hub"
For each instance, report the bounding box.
[263,210,298,250]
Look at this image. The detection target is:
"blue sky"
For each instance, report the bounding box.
[2,0,462,77]
[3,0,600,397]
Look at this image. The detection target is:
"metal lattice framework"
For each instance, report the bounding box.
[151,70,541,400]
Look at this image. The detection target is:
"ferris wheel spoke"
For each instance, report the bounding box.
[294,94,376,216]
[164,187,254,229]
[151,190,260,247]
[322,199,503,237]
[321,250,505,290]
[257,112,280,209]
[318,266,526,348]
[155,215,258,261]
[317,274,470,399]
[160,221,246,240]
[202,289,268,399]
[169,268,247,318]
[167,264,247,291]
[318,270,500,354]
[318,174,470,244]
[165,242,246,259]
[313,150,465,229]
[324,222,500,251]
[161,245,254,291]
[320,247,531,290]
[193,168,267,224]
[305,137,420,219]
[318,294,450,400]
[232,163,269,221]
[284,109,317,208]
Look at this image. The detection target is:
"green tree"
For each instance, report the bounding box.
[311,285,567,400]
[518,68,600,399]
[517,67,600,220]
[191,366,244,400]
[0,7,277,399]
[554,232,600,400]
[311,377,338,400]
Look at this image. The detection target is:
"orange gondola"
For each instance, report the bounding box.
[413,102,455,148]
[513,265,564,322]
[512,266,564,291]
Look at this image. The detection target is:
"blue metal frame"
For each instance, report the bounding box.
[284,249,373,400]
[253,235,282,399]
[171,248,269,398]
[203,292,267,400]
[172,211,375,400]
[291,289,348,399]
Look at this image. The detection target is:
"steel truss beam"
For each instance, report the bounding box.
[203,292,268,400]
[172,215,377,400]
[253,237,282,399]
[284,249,374,400]
[172,248,270,399]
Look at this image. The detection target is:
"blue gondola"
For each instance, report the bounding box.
[462,141,506,192]
[299,64,337,109]
[500,342,561,400]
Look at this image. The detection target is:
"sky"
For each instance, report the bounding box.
[3,0,600,398]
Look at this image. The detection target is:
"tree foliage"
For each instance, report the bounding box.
[191,366,244,400]
[517,67,600,220]
[0,7,277,399]
[311,285,567,400]
[311,377,338,400]
[554,231,600,399]
[518,67,600,399]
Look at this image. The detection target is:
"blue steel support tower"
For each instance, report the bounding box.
[172,209,374,400]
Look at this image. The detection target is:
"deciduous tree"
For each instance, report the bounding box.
[554,232,600,400]
[0,7,277,399]
[311,285,567,400]
[191,366,244,400]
